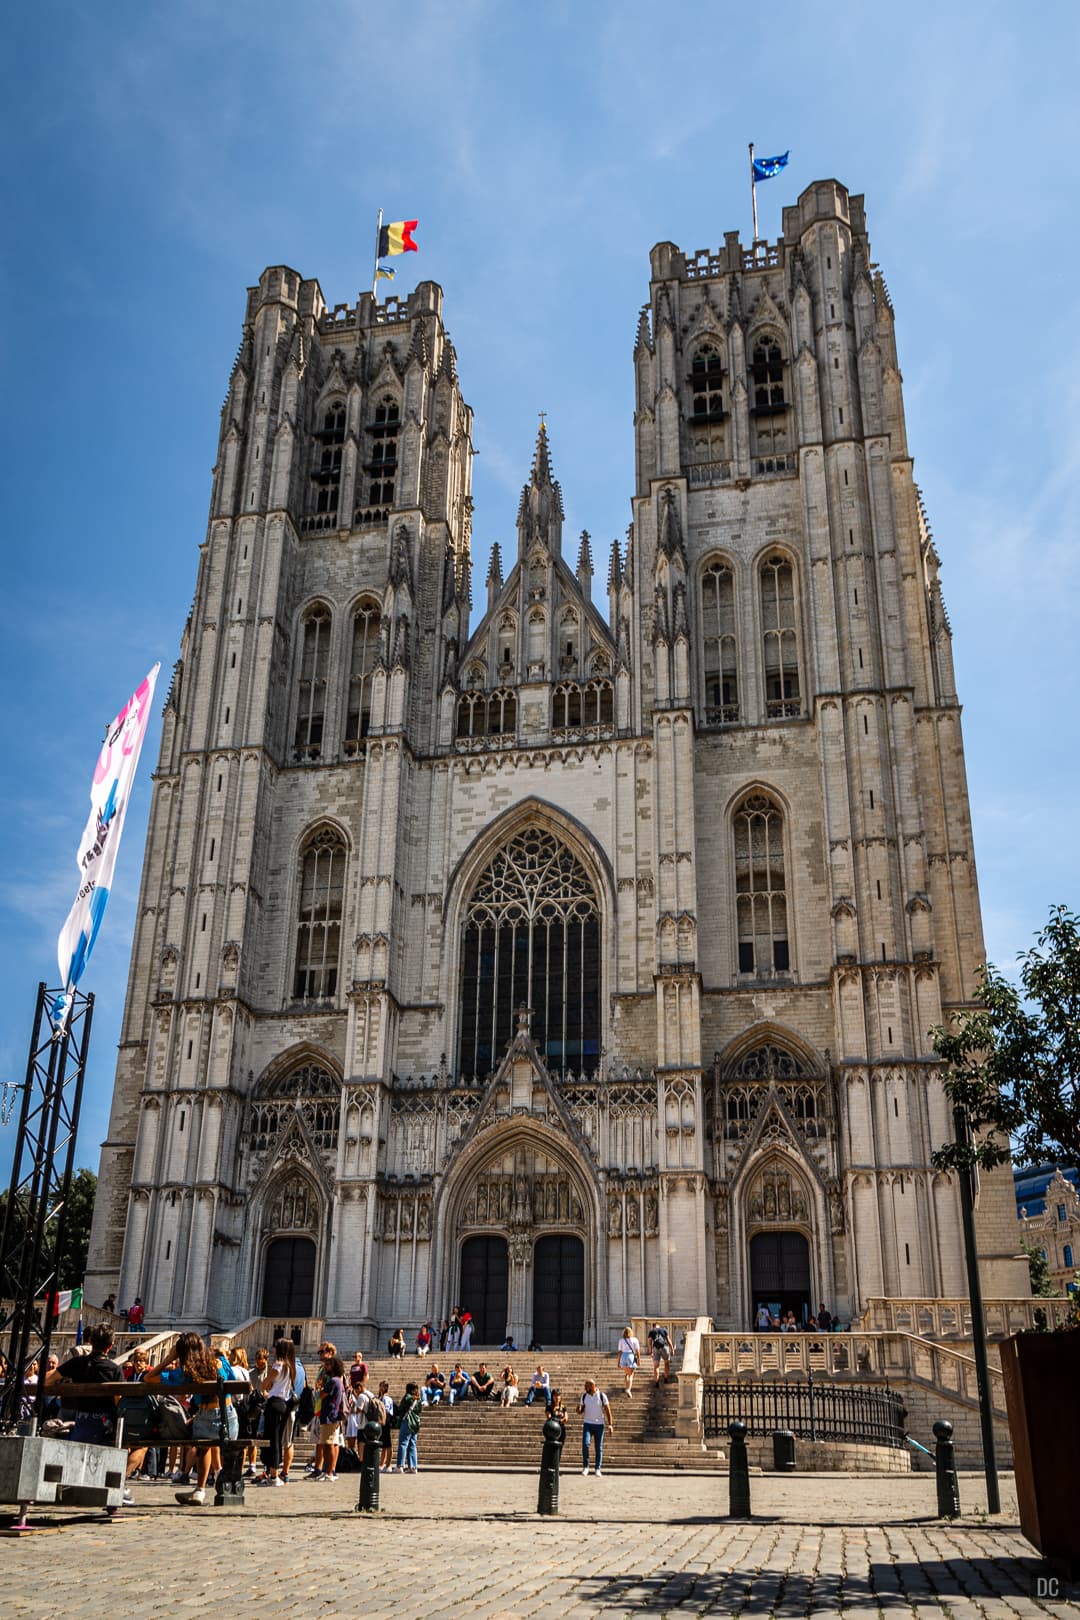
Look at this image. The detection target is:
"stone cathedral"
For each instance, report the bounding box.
[86,179,1026,1345]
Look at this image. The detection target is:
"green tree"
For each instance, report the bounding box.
[59,1168,97,1286]
[0,1167,96,1290]
[1021,1237,1059,1298]
[931,905,1080,1173]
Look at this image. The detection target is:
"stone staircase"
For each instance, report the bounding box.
[291,1348,721,1472]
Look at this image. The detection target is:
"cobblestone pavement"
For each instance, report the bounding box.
[3,1470,1076,1618]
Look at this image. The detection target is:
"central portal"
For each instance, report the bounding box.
[459,1234,509,1345]
[749,1230,811,1324]
[533,1233,585,1344]
[262,1236,316,1317]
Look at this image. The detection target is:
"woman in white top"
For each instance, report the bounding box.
[617,1327,640,1397]
[260,1338,296,1484]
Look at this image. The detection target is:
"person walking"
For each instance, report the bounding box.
[648,1322,674,1383]
[578,1379,613,1476]
[617,1325,640,1397]
[393,1382,422,1473]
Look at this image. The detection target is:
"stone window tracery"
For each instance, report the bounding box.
[458,828,600,1080]
[294,828,345,1001]
[702,561,739,725]
[311,402,345,520]
[367,394,399,508]
[293,605,331,761]
[761,555,801,718]
[456,686,517,742]
[689,342,724,422]
[246,1062,341,1156]
[734,794,789,977]
[344,598,380,752]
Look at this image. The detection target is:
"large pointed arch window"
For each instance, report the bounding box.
[294,605,331,760]
[294,828,345,1001]
[734,793,789,977]
[760,555,802,718]
[459,829,600,1080]
[344,599,381,752]
[702,560,738,724]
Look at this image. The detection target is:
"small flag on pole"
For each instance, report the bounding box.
[55,1286,83,1314]
[752,151,789,182]
[375,267,396,282]
[378,219,419,257]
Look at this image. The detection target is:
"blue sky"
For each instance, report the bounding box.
[2,0,1078,1174]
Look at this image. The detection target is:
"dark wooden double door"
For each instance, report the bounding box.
[262,1236,316,1317]
[749,1230,811,1324]
[459,1233,584,1345]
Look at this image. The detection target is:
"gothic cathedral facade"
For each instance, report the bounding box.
[86,180,1026,1343]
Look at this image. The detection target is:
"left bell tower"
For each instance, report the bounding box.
[85,269,474,1326]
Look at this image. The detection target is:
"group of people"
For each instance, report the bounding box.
[754,1302,836,1332]
[30,1315,681,1497]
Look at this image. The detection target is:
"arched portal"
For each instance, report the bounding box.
[262,1235,316,1317]
[459,1235,509,1345]
[748,1230,811,1325]
[533,1234,585,1344]
[440,1118,600,1347]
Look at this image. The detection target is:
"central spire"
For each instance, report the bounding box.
[516,418,564,559]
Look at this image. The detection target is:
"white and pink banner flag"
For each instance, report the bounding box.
[53,664,159,1023]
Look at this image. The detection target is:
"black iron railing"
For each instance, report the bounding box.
[702,1374,906,1449]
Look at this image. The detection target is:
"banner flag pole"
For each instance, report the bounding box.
[371,207,383,300]
[749,142,759,242]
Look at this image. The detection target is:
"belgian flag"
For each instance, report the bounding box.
[378,219,419,258]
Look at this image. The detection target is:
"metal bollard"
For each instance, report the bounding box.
[933,1419,961,1519]
[537,1415,564,1515]
[357,1416,383,1513]
[728,1419,752,1518]
[214,1377,244,1507]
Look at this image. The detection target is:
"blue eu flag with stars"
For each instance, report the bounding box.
[752,151,789,182]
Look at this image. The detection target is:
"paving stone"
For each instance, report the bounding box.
[3,1470,1077,1617]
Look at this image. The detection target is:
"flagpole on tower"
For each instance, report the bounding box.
[372,207,383,300]
[749,142,759,243]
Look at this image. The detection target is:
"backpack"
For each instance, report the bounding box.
[365,1394,386,1427]
[335,1444,361,1471]
[296,1381,316,1427]
[118,1389,192,1445]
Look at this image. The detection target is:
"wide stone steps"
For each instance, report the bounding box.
[289,1347,721,1472]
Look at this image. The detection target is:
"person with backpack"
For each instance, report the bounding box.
[144,1331,236,1507]
[392,1382,422,1473]
[578,1378,614,1477]
[648,1323,674,1384]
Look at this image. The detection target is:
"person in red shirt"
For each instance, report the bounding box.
[128,1298,144,1330]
